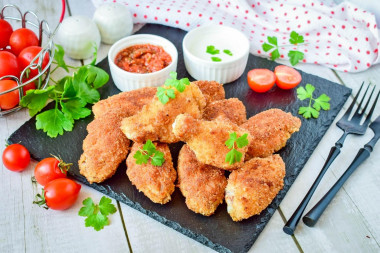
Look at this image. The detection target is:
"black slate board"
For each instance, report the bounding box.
[8,24,351,253]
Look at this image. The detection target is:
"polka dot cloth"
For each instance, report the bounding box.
[92,0,380,73]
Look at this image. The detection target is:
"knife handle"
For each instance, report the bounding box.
[283,137,344,235]
[303,147,371,227]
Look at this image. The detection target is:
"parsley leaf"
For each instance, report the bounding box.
[206,45,220,55]
[313,94,331,111]
[270,49,281,61]
[225,149,243,165]
[20,86,55,116]
[223,49,233,56]
[297,84,330,119]
[262,43,275,52]
[288,50,304,66]
[134,150,150,164]
[225,132,249,165]
[79,197,117,231]
[156,87,173,104]
[36,109,74,138]
[60,98,91,120]
[133,140,166,166]
[99,196,117,216]
[211,57,222,62]
[54,45,69,72]
[289,31,304,45]
[85,65,109,89]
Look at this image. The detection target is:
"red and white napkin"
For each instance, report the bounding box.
[92,0,380,73]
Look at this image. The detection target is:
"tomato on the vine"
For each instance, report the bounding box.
[0,51,19,78]
[34,157,70,186]
[2,144,30,172]
[0,19,13,48]
[274,65,302,89]
[34,178,81,210]
[18,46,50,79]
[9,28,39,56]
[247,68,276,93]
[0,80,20,110]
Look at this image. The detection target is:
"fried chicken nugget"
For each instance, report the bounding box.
[79,88,156,184]
[225,154,286,221]
[240,109,301,158]
[173,114,252,170]
[126,142,176,204]
[178,145,227,216]
[92,87,157,118]
[120,83,206,143]
[203,98,247,125]
[79,112,130,184]
[192,80,225,105]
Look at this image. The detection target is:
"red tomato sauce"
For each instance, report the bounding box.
[114,44,172,73]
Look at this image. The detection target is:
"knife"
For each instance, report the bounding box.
[302,115,380,227]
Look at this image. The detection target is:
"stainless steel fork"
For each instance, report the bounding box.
[283,82,379,235]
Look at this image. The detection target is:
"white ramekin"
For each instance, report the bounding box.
[108,34,178,91]
[183,25,250,84]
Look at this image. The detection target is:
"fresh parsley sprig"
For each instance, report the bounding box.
[225,132,249,165]
[133,140,165,166]
[262,31,305,66]
[20,44,109,138]
[156,72,190,104]
[297,83,330,119]
[78,197,117,231]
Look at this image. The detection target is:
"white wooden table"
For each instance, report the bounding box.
[1,0,379,252]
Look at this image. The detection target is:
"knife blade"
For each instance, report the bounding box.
[302,115,380,227]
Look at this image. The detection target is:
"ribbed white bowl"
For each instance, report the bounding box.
[108,34,178,92]
[183,25,249,84]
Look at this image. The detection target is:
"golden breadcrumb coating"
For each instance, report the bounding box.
[79,113,130,184]
[178,145,227,216]
[173,114,252,170]
[240,108,301,159]
[225,154,286,221]
[120,83,206,143]
[126,142,176,204]
[192,80,225,105]
[92,87,157,118]
[203,98,247,125]
[79,87,156,184]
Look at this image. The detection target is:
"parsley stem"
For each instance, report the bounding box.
[52,61,79,70]
[50,65,59,75]
[279,42,309,48]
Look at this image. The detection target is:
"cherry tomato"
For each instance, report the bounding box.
[0,80,20,110]
[274,65,302,89]
[0,19,13,48]
[0,51,19,78]
[34,157,69,186]
[2,144,30,172]
[44,178,81,210]
[247,69,276,93]
[18,46,49,79]
[9,28,39,56]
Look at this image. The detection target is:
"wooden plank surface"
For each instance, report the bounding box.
[1,0,379,252]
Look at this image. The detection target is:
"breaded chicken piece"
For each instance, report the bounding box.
[79,112,130,184]
[240,109,301,159]
[79,88,156,184]
[173,114,252,170]
[192,80,225,105]
[178,145,227,216]
[225,154,286,221]
[120,83,206,143]
[126,142,176,204]
[92,87,157,118]
[203,98,247,125]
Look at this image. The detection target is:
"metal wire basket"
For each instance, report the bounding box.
[0,4,56,116]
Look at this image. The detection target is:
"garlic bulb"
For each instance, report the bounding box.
[93,3,133,45]
[56,16,101,60]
